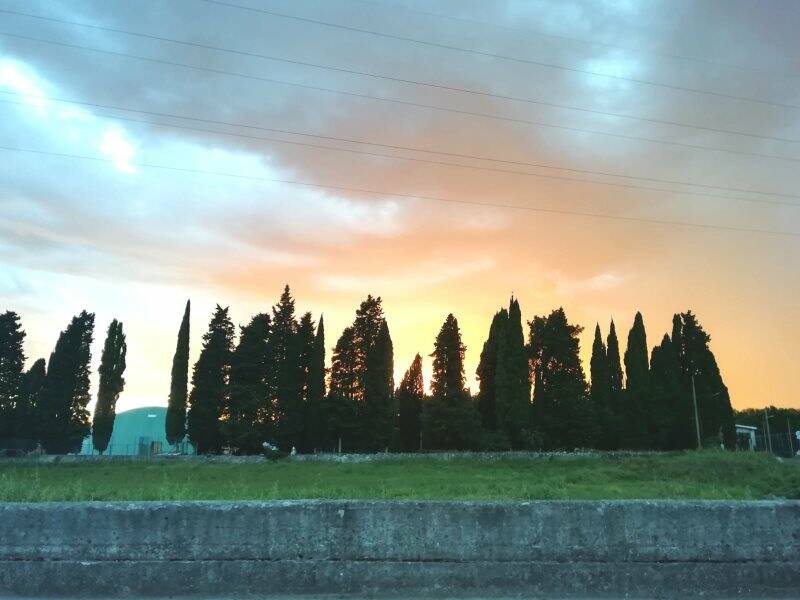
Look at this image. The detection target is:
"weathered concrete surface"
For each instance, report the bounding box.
[0,500,798,598]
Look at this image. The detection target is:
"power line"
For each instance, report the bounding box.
[1,143,798,238]
[196,0,800,112]
[4,31,800,167]
[2,6,798,146]
[349,0,800,81]
[2,91,798,207]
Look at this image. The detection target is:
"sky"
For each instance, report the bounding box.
[1,0,799,413]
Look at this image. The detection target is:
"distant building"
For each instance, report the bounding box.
[81,406,192,456]
[734,424,757,451]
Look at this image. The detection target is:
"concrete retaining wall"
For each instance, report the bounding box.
[1,500,798,597]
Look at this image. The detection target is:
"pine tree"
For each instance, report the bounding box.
[590,324,613,450]
[605,318,624,448]
[0,311,25,445]
[495,297,531,448]
[91,320,127,454]
[39,311,95,454]
[223,313,270,454]
[306,316,326,452]
[397,354,424,452]
[166,300,190,446]
[19,358,46,445]
[187,305,234,454]
[622,312,649,448]
[528,308,596,450]
[267,286,302,450]
[476,309,506,431]
[672,311,735,448]
[422,314,480,450]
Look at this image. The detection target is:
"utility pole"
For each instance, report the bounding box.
[764,410,773,454]
[787,416,794,456]
[691,374,702,450]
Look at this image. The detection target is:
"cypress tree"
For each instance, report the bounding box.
[589,324,613,450]
[0,311,25,445]
[496,297,531,448]
[296,312,317,452]
[476,309,506,431]
[650,334,691,450]
[39,311,95,454]
[528,308,596,450]
[363,318,394,451]
[306,315,326,452]
[672,311,735,448]
[606,320,623,394]
[267,286,302,450]
[622,312,650,448]
[19,358,46,445]
[397,353,424,452]
[91,320,127,454]
[422,314,480,450]
[325,325,359,451]
[223,313,270,454]
[187,305,234,454]
[166,300,190,446]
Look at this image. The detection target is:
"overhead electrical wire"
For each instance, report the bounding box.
[3,30,800,168]
[1,143,798,238]
[1,91,798,207]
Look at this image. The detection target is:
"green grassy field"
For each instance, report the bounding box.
[0,451,797,502]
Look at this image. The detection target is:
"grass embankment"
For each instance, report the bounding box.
[0,451,797,502]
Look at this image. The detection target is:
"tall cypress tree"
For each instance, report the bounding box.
[606,320,623,394]
[296,312,317,452]
[650,334,691,450]
[325,325,359,451]
[672,311,735,448]
[187,305,234,454]
[622,312,650,448]
[39,311,95,454]
[422,314,480,450]
[397,353,424,452]
[306,315,326,452]
[495,297,531,448]
[19,358,46,445]
[223,313,270,454]
[528,308,595,450]
[590,324,613,450]
[91,320,127,454]
[0,311,25,445]
[476,309,506,431]
[363,318,394,451]
[267,286,302,449]
[166,300,190,446]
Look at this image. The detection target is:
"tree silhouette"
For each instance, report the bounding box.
[39,311,95,454]
[166,300,190,446]
[267,286,302,450]
[529,308,596,450]
[422,314,480,450]
[476,308,505,432]
[622,312,649,448]
[590,323,613,450]
[187,305,234,454]
[397,353,424,452]
[495,297,531,448]
[0,311,25,445]
[306,315,326,452]
[18,358,46,445]
[91,320,127,454]
[223,313,270,454]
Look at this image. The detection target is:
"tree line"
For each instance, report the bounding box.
[0,285,736,454]
[0,311,126,454]
[164,286,736,454]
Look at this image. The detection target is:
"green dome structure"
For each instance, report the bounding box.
[81,406,191,456]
